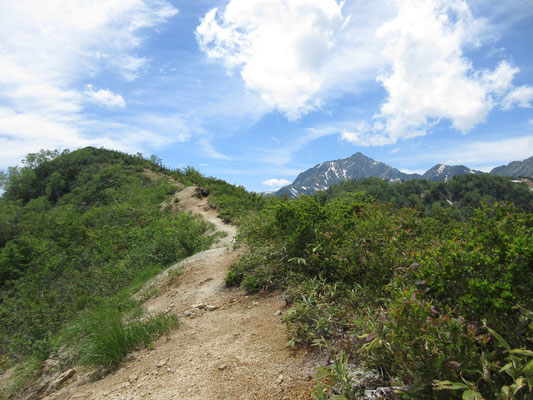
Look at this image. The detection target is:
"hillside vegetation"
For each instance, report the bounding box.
[1,149,531,399]
[228,177,533,398]
[0,148,225,378]
[318,175,533,218]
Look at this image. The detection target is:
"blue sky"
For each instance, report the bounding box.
[1,0,532,192]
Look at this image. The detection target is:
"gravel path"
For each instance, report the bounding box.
[43,187,321,400]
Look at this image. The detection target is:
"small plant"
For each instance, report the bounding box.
[0,354,8,370]
[167,266,184,286]
[62,302,178,367]
[328,352,360,399]
[0,357,41,400]
[310,381,329,400]
[310,352,363,399]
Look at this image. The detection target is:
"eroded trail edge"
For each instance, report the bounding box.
[45,187,320,400]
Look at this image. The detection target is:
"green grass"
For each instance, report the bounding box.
[0,357,41,400]
[62,302,178,368]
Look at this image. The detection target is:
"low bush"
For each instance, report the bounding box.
[228,194,532,398]
[62,302,178,367]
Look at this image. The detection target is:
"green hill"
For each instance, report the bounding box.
[0,148,219,363]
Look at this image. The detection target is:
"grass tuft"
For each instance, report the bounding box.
[63,303,178,367]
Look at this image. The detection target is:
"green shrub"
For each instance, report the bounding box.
[63,302,178,367]
[283,278,361,349]
[363,288,482,396]
[230,194,532,398]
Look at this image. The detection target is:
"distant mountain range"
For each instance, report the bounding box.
[275,152,533,198]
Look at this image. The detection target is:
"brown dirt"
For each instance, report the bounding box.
[42,186,323,400]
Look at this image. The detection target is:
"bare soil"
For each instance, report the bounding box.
[41,186,323,400]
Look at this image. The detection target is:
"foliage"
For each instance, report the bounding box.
[283,278,362,349]
[435,314,533,400]
[0,148,216,362]
[318,174,533,218]
[227,191,532,398]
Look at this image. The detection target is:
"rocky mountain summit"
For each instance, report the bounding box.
[276,152,418,197]
[422,164,481,182]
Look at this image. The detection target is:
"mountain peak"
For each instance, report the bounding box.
[421,164,479,182]
[275,153,418,198]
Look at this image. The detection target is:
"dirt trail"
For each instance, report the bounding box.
[43,187,322,400]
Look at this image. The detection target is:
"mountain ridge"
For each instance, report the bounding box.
[275,153,532,198]
[490,155,533,177]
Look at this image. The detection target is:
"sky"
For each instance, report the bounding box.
[1,0,532,192]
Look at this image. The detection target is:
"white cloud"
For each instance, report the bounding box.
[502,86,533,110]
[482,61,518,95]
[197,138,231,160]
[197,0,532,145]
[339,0,533,146]
[375,0,491,142]
[196,0,349,119]
[340,123,411,146]
[0,0,177,168]
[0,107,187,168]
[252,123,344,167]
[262,178,291,187]
[85,85,126,108]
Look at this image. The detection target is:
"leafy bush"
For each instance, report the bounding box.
[281,277,370,349]
[228,192,532,398]
[363,288,482,394]
[412,204,533,335]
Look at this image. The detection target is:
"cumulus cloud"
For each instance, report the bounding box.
[196,0,531,147]
[340,0,533,146]
[262,178,291,187]
[196,0,347,119]
[85,85,126,108]
[376,0,490,140]
[0,0,177,167]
